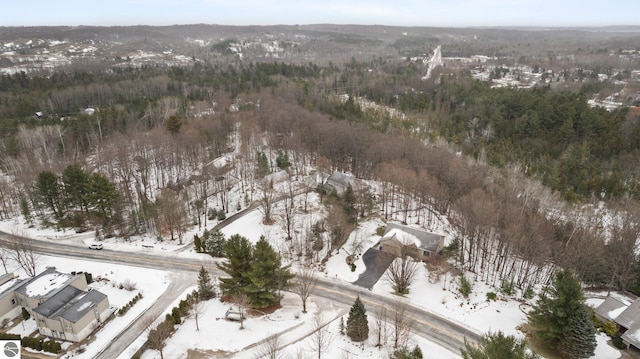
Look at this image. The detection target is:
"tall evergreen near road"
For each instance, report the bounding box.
[218,234,253,296]
[347,296,369,342]
[62,163,89,213]
[245,237,291,308]
[35,171,65,220]
[197,266,214,300]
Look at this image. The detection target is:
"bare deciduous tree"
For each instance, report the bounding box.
[390,299,413,349]
[309,313,333,359]
[373,305,389,348]
[293,265,318,313]
[325,206,355,253]
[260,182,276,225]
[139,316,173,359]
[155,189,188,244]
[255,333,282,359]
[232,292,250,330]
[0,248,10,274]
[8,232,38,277]
[384,250,419,295]
[191,292,204,331]
[280,183,296,240]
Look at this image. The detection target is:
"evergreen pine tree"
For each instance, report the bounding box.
[20,196,31,224]
[164,115,183,134]
[35,170,65,220]
[561,305,597,359]
[342,184,357,222]
[217,234,253,297]
[392,345,423,359]
[197,266,214,300]
[256,151,271,177]
[339,316,345,335]
[193,234,201,253]
[86,173,120,223]
[275,150,291,170]
[528,269,592,356]
[205,230,226,257]
[245,237,291,308]
[461,331,539,359]
[346,296,369,342]
[62,163,89,213]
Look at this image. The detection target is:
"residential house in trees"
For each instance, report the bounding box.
[594,295,640,350]
[323,171,366,196]
[377,223,445,261]
[11,267,112,342]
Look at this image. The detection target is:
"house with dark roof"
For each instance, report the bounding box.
[10,268,111,342]
[377,223,445,261]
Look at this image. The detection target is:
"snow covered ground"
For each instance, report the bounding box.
[2,253,168,359]
[0,183,625,359]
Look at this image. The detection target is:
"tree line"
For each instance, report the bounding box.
[1,55,640,295]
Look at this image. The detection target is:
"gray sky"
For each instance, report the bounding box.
[2,0,638,27]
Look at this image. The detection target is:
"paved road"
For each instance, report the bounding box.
[96,271,195,359]
[0,230,479,357]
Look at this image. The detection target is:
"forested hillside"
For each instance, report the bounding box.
[1,27,640,300]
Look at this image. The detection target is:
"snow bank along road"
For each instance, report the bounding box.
[0,230,480,356]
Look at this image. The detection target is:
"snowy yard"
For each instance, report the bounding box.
[0,180,626,359]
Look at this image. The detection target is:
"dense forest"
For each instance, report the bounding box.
[1,46,640,299]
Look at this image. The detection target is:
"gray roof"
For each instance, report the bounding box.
[0,273,23,300]
[0,273,15,286]
[34,286,107,323]
[61,290,107,323]
[325,172,353,188]
[15,267,80,300]
[615,298,640,330]
[622,323,640,349]
[383,223,444,253]
[33,286,84,318]
[594,296,629,322]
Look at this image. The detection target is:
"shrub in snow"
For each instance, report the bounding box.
[459,275,472,298]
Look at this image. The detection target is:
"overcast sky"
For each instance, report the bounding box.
[2,0,638,28]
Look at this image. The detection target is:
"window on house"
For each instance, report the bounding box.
[10,299,15,305]
[422,250,429,257]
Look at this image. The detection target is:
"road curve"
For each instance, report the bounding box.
[0,230,479,357]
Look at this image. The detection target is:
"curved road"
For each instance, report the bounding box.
[0,230,479,357]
